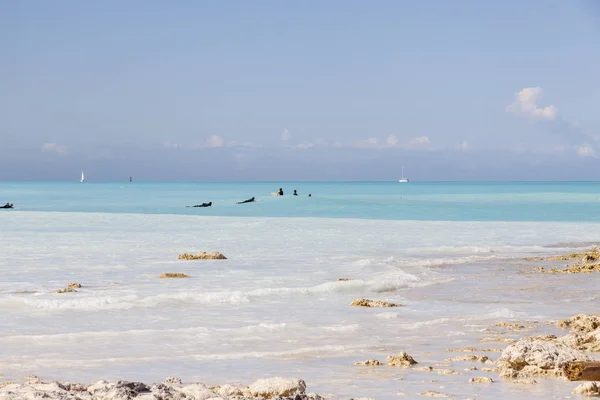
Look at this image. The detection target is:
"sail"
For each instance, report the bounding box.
[81,171,85,182]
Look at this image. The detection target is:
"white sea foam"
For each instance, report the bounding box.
[2,212,600,400]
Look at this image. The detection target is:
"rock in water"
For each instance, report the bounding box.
[572,381,600,396]
[387,352,418,367]
[354,359,382,366]
[469,377,494,384]
[247,377,306,398]
[159,272,190,279]
[497,338,591,378]
[179,252,227,260]
[350,298,402,308]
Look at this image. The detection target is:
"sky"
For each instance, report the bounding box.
[1,0,600,181]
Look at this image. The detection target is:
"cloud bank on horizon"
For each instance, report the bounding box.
[2,1,599,181]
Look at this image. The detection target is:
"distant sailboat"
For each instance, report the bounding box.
[398,166,409,183]
[80,171,85,183]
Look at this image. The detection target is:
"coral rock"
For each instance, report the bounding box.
[350,298,402,308]
[387,352,418,367]
[354,359,382,366]
[247,377,306,399]
[179,252,227,260]
[160,272,190,279]
[497,338,590,379]
[469,377,494,384]
[573,381,600,396]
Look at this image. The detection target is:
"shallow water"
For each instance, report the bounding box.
[1,208,600,399]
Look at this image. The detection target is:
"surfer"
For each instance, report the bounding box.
[236,197,255,204]
[186,202,212,208]
[308,194,312,197]
[1,203,13,209]
[277,188,284,196]
[293,190,298,196]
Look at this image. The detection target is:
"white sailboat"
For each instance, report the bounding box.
[80,171,85,183]
[398,166,409,183]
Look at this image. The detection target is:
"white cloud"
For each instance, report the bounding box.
[42,142,69,155]
[577,144,596,158]
[505,87,558,121]
[386,135,398,146]
[281,129,291,141]
[409,136,431,145]
[456,140,469,151]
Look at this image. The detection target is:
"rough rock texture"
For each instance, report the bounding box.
[0,377,318,400]
[179,252,227,260]
[387,352,418,367]
[247,377,306,399]
[561,329,600,352]
[469,377,494,384]
[497,338,591,379]
[572,381,600,396]
[353,359,382,366]
[160,272,190,279]
[350,298,401,308]
[525,248,600,274]
[558,314,600,334]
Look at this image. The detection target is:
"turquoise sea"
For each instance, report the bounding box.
[2,181,600,399]
[1,181,600,221]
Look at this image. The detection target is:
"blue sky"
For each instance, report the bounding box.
[1,0,599,181]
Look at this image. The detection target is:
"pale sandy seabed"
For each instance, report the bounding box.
[1,212,600,399]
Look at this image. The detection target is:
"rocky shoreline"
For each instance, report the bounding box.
[0,376,329,400]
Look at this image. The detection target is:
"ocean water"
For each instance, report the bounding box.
[1,182,600,399]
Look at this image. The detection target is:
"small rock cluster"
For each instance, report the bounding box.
[350,298,401,308]
[159,273,190,279]
[54,282,82,294]
[178,252,227,260]
[0,376,317,400]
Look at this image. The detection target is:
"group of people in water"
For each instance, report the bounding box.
[186,188,311,208]
[1,202,13,209]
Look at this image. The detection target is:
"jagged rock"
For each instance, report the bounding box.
[572,381,600,396]
[179,252,227,260]
[54,287,77,293]
[436,369,461,376]
[247,377,306,398]
[354,359,382,366]
[469,377,493,384]
[464,367,478,371]
[87,380,151,399]
[387,352,417,367]
[350,298,401,308]
[160,272,190,279]
[497,338,590,379]
[558,314,600,334]
[0,382,14,389]
[163,377,183,385]
[67,283,82,289]
[444,355,489,363]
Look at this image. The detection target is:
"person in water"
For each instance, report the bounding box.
[293,190,298,196]
[186,202,212,208]
[277,188,284,196]
[308,194,311,197]
[237,197,255,204]
[1,203,13,208]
